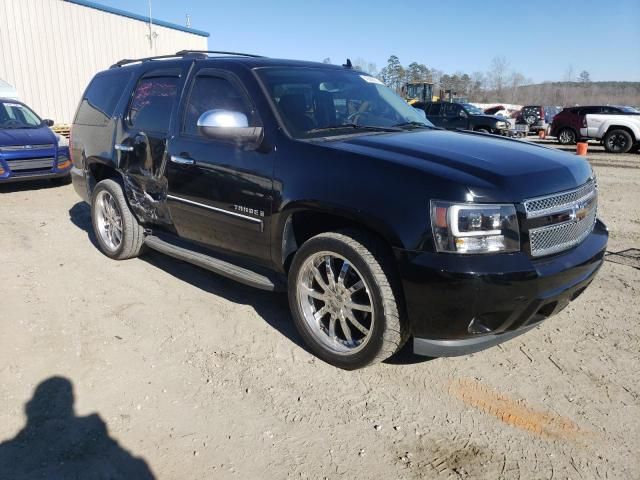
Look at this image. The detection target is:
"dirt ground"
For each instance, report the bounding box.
[1,142,638,479]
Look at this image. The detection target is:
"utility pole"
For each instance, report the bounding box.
[147,0,158,52]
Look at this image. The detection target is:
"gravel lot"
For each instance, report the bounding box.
[0,141,638,479]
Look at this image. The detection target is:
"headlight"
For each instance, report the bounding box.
[496,121,507,129]
[56,134,69,148]
[430,201,520,254]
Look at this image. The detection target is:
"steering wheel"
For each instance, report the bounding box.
[2,119,22,127]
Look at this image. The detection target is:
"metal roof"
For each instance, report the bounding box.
[63,0,210,37]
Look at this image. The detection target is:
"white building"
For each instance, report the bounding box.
[0,0,209,124]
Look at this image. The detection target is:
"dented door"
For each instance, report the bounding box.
[115,66,187,225]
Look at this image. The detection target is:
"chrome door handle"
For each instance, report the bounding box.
[170,155,195,165]
[114,144,134,152]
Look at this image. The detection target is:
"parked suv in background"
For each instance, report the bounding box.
[0,99,71,184]
[417,102,510,135]
[551,105,640,146]
[516,105,548,135]
[70,51,607,369]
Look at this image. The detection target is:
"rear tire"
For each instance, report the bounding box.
[603,129,633,154]
[557,128,576,145]
[288,230,408,369]
[91,179,145,260]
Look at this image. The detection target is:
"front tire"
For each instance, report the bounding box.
[91,179,145,260]
[604,129,633,154]
[288,230,408,369]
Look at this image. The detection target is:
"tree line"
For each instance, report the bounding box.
[322,55,640,106]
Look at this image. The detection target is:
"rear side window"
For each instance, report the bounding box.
[578,107,602,115]
[428,103,442,116]
[128,76,180,133]
[443,103,461,117]
[75,71,131,126]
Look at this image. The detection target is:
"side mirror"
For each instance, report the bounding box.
[42,119,54,127]
[197,110,263,147]
[459,110,468,118]
[413,108,427,119]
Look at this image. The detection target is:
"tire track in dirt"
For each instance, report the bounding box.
[448,378,591,442]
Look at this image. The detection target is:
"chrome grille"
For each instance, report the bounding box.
[0,144,55,152]
[524,179,596,218]
[529,208,597,257]
[6,157,54,171]
[525,179,598,257]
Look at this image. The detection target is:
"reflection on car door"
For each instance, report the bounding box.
[166,68,274,264]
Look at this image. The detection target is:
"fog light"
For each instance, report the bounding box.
[57,159,71,170]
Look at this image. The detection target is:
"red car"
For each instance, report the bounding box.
[550,105,637,145]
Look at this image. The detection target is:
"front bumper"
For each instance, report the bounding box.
[395,219,608,357]
[0,148,71,184]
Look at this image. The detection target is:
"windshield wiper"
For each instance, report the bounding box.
[392,121,433,129]
[307,123,402,133]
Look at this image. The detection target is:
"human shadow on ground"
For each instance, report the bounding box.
[0,376,155,479]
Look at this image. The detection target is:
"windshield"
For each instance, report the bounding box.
[619,105,640,113]
[462,104,485,115]
[258,67,433,138]
[0,101,43,129]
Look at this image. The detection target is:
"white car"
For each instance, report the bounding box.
[582,112,640,153]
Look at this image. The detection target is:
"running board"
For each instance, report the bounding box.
[144,235,283,291]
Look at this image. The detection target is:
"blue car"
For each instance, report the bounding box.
[0,98,71,184]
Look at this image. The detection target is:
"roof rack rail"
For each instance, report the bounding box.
[110,50,266,68]
[175,50,265,58]
[110,54,184,68]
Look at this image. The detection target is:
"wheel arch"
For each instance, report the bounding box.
[604,124,637,142]
[276,204,403,272]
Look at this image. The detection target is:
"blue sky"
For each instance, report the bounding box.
[100,0,640,82]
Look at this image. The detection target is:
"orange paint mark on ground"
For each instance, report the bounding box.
[450,378,590,441]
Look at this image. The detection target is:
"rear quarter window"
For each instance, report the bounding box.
[74,70,132,126]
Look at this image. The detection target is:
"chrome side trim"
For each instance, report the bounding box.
[170,155,195,165]
[167,194,263,225]
[114,144,134,152]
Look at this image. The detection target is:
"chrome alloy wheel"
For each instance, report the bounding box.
[296,252,375,355]
[95,190,123,252]
[559,129,574,144]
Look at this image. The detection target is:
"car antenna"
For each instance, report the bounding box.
[342,58,352,69]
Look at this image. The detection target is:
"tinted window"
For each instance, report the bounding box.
[443,103,461,117]
[428,103,442,116]
[183,75,254,136]
[75,71,131,126]
[128,76,179,133]
[578,107,602,115]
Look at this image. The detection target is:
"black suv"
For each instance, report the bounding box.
[417,101,510,135]
[70,51,607,369]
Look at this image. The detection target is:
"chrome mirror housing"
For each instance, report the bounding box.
[196,110,263,148]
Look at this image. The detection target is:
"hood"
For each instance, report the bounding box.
[322,129,593,202]
[0,126,56,147]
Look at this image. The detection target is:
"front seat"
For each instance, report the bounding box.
[278,94,315,133]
